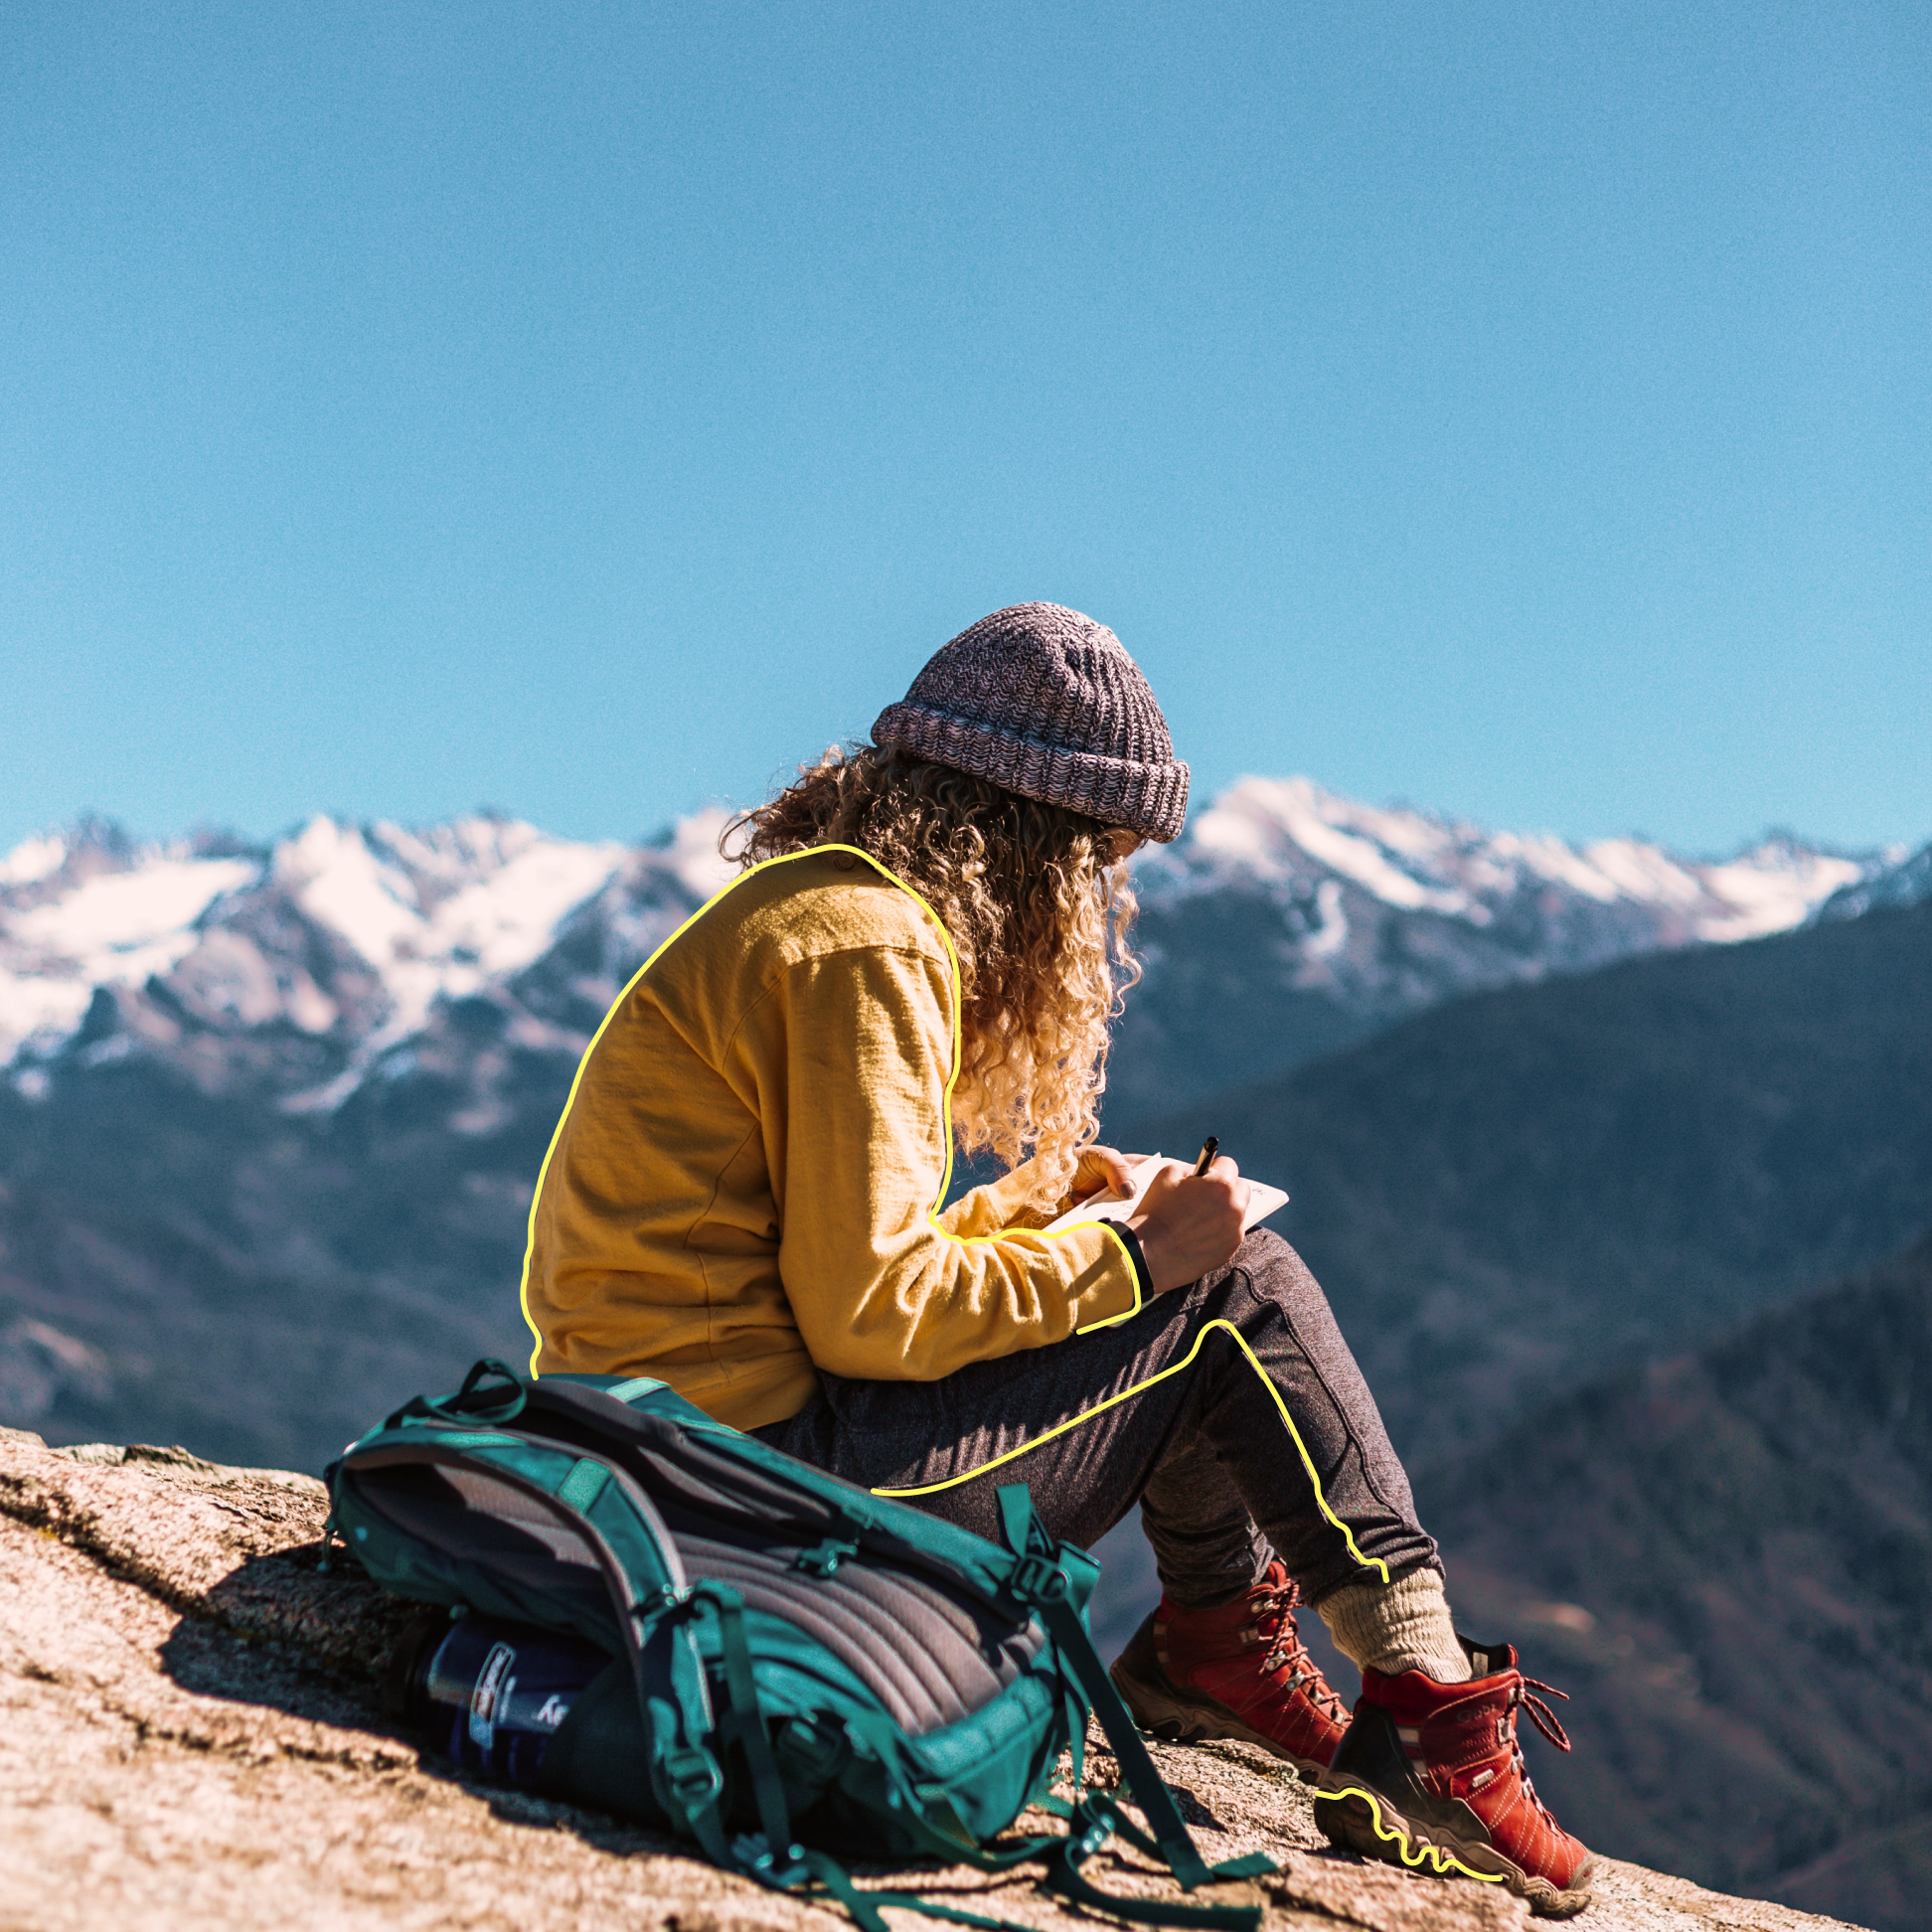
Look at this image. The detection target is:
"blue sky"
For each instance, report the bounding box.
[4,1,1926,860]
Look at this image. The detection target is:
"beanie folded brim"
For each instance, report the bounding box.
[873,701,1190,843]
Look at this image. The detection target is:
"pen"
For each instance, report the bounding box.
[1193,1136,1218,1176]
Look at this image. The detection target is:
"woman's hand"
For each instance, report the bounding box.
[1067,1144,1141,1204]
[1127,1156,1245,1294]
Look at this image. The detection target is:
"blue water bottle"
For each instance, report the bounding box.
[396,1610,612,1790]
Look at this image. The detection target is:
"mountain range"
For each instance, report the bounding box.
[4,779,1914,1122]
[0,807,739,1110]
[1109,777,1898,1116]
[2,779,1925,1472]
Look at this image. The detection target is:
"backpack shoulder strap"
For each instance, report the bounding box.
[994,1485,1275,1912]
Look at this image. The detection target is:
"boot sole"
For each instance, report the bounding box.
[1314,1775,1596,1919]
[1109,1654,1330,1783]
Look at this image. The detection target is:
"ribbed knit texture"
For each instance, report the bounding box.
[1318,1566,1473,1684]
[872,602,1190,843]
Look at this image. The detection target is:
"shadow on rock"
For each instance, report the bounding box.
[157,1538,424,1735]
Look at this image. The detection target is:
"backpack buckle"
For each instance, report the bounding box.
[732,1831,808,1883]
[1008,1553,1071,1605]
[662,1745,724,1811]
[777,1714,845,1777]
[1076,1808,1115,1859]
[794,1536,859,1577]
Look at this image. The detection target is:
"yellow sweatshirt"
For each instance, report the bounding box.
[519,846,1143,1430]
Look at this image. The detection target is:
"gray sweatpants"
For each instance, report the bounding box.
[751,1230,1438,1608]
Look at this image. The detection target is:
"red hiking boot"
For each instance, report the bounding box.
[1315,1640,1596,1918]
[1109,1561,1349,1779]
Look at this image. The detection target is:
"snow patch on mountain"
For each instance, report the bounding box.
[273,816,630,985]
[14,859,257,968]
[0,854,257,1063]
[655,806,739,901]
[1187,780,1481,917]
[0,833,71,888]
[1694,848,1872,940]
[255,816,639,1111]
[1139,776,1869,943]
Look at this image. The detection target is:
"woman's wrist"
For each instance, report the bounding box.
[1123,1213,1168,1294]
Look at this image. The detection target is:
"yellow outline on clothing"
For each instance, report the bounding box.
[866,1317,1391,1583]
[1311,1785,1510,1886]
[516,843,1142,1377]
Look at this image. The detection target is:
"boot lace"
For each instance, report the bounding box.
[1504,1675,1573,1829]
[1254,1576,1349,1724]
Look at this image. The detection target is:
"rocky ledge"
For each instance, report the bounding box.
[0,1431,1864,1932]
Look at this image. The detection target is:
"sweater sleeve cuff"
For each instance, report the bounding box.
[1099,1218,1155,1304]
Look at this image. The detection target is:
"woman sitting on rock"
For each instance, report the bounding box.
[520,603,1594,1918]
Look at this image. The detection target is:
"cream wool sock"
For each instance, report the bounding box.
[1318,1567,1472,1684]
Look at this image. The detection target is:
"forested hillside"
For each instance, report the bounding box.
[1115,899,1932,1460]
[1419,1232,1932,1930]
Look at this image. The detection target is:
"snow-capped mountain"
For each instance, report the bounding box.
[0,780,1892,1118]
[0,810,735,1105]
[1108,777,1884,1115]
[1144,777,1873,944]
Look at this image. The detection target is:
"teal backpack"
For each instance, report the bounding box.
[324,1360,1274,1932]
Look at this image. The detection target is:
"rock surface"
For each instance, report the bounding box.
[0,1432,1866,1932]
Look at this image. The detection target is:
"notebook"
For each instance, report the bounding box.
[1040,1152,1289,1238]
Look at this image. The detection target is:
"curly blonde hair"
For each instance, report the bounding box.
[725,745,1140,1213]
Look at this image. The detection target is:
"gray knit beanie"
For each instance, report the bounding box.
[871,603,1190,843]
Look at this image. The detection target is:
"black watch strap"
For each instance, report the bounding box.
[1099,1217,1155,1303]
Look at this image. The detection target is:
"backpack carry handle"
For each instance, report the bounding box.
[385,1357,530,1431]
